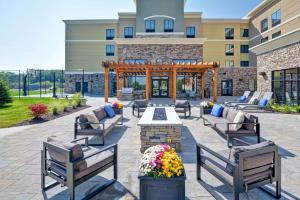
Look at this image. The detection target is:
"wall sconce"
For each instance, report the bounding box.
[259,72,266,76]
[223,72,227,75]
[239,78,243,82]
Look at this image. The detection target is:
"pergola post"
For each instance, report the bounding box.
[202,72,205,99]
[172,68,177,102]
[146,67,150,100]
[213,67,218,102]
[104,64,110,103]
[169,72,173,98]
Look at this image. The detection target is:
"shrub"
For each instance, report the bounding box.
[0,79,12,106]
[71,100,77,109]
[62,101,70,112]
[72,93,82,107]
[50,101,64,115]
[28,104,48,119]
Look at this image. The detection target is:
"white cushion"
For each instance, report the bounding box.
[230,111,245,131]
[248,97,257,104]
[85,113,100,129]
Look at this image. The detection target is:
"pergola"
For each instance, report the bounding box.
[102,61,219,103]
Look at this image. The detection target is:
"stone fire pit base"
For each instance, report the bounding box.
[140,126,181,153]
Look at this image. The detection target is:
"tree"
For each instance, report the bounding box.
[0,79,12,106]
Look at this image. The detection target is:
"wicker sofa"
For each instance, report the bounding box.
[202,107,260,146]
[75,106,123,146]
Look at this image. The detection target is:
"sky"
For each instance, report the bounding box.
[0,0,262,71]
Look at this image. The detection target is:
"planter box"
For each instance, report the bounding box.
[139,172,186,200]
[203,107,212,114]
[113,108,123,115]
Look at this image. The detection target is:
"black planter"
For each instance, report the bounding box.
[113,108,123,115]
[139,172,186,200]
[203,107,212,114]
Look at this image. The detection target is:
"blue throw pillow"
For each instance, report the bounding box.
[211,104,223,117]
[258,99,268,106]
[104,104,115,118]
[240,96,247,102]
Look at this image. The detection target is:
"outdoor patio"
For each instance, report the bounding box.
[0,97,299,200]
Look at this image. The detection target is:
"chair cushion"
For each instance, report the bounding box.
[242,114,255,131]
[134,99,148,107]
[93,107,107,121]
[240,96,247,102]
[258,98,268,106]
[231,111,245,131]
[211,104,223,117]
[249,97,258,104]
[222,106,229,118]
[226,109,239,122]
[79,114,91,130]
[203,115,229,127]
[104,105,115,118]
[175,100,189,108]
[47,136,84,171]
[100,114,122,125]
[85,113,100,129]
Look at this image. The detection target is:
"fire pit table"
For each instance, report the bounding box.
[138,107,183,153]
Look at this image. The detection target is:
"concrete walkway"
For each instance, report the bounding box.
[0,97,299,200]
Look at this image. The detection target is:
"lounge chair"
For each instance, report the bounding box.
[228,91,262,107]
[132,99,150,118]
[196,139,281,200]
[224,91,251,106]
[173,100,191,118]
[237,92,273,110]
[41,136,118,200]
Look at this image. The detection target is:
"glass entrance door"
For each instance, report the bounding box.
[152,77,169,98]
[221,79,233,96]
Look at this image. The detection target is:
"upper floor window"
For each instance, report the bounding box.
[225,44,234,56]
[241,29,249,38]
[272,9,281,27]
[272,31,281,39]
[124,27,133,38]
[261,18,268,33]
[145,20,155,32]
[225,28,234,40]
[186,27,195,38]
[261,36,269,43]
[106,29,115,40]
[240,45,249,53]
[164,19,174,32]
[240,61,249,67]
[106,45,115,56]
[225,60,234,67]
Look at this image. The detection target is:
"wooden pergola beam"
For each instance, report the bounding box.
[172,68,177,102]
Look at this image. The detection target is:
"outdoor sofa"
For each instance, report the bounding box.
[226,91,262,108]
[197,139,281,200]
[224,91,251,106]
[173,100,191,118]
[41,136,118,200]
[236,92,273,111]
[202,107,260,146]
[132,99,151,118]
[75,106,123,146]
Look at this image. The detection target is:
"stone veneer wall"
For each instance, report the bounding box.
[64,73,115,96]
[257,42,300,92]
[140,126,181,153]
[118,44,203,64]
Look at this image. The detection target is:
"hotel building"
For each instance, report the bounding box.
[64,0,300,103]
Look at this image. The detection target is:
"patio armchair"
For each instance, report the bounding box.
[224,91,251,106]
[237,92,273,110]
[132,99,151,118]
[196,139,281,200]
[226,91,262,107]
[173,100,191,118]
[41,136,118,200]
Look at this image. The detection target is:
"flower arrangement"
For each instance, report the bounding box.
[140,144,184,178]
[200,101,214,108]
[112,101,123,109]
[28,103,48,119]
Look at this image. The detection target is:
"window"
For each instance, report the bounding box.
[225,44,234,56]
[272,9,281,27]
[124,27,133,38]
[106,29,115,40]
[221,80,233,96]
[225,28,234,39]
[241,29,249,37]
[240,61,249,67]
[272,31,281,39]
[145,20,155,32]
[186,27,195,38]
[261,36,269,43]
[225,60,234,67]
[261,18,268,32]
[164,19,174,32]
[176,75,197,93]
[240,45,249,53]
[124,59,145,64]
[106,45,115,56]
[173,59,197,64]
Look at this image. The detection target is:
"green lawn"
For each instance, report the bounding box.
[9,89,63,96]
[0,97,69,128]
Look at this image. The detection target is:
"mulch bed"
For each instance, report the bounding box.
[16,105,90,127]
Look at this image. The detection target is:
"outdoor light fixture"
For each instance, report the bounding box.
[259,72,266,76]
[239,78,243,81]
